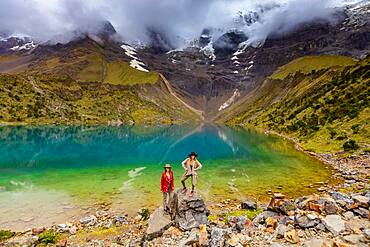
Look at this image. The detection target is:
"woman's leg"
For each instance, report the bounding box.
[181,173,189,190]
[162,192,168,211]
[168,190,173,213]
[191,174,197,192]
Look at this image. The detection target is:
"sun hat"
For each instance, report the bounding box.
[164,164,171,168]
[188,151,198,157]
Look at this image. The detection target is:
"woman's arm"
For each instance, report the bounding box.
[171,172,175,191]
[181,158,189,170]
[195,159,202,170]
[160,173,164,191]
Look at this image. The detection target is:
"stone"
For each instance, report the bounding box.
[145,207,173,241]
[268,197,295,215]
[352,195,369,208]
[252,211,278,225]
[342,211,354,220]
[353,207,370,219]
[228,233,244,247]
[273,193,285,199]
[363,228,370,238]
[96,210,108,218]
[69,225,77,235]
[284,229,299,244]
[57,223,69,232]
[114,215,128,225]
[323,200,338,215]
[175,189,209,231]
[199,224,208,246]
[32,227,45,234]
[79,215,97,225]
[295,214,319,228]
[241,199,257,210]
[275,224,292,239]
[329,191,353,205]
[343,234,363,244]
[345,217,370,234]
[315,223,326,232]
[228,216,248,231]
[209,227,232,247]
[322,215,345,236]
[307,202,322,213]
[304,238,325,247]
[265,217,278,229]
[270,244,282,247]
[57,239,67,247]
[179,228,198,247]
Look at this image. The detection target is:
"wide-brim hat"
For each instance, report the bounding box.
[164,164,172,168]
[188,151,198,157]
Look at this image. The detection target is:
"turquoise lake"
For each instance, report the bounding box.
[0,124,334,230]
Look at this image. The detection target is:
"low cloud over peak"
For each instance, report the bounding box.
[0,0,359,47]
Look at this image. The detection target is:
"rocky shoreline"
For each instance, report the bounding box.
[1,154,369,246]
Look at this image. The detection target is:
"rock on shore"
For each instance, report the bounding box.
[176,189,210,231]
[144,189,209,242]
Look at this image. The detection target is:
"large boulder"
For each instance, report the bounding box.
[175,189,210,231]
[145,207,173,241]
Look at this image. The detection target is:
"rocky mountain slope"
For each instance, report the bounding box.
[0,2,369,127]
[223,55,370,154]
[0,37,200,124]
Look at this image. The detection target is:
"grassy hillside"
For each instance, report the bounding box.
[104,61,158,85]
[0,73,198,125]
[0,39,200,124]
[270,56,357,80]
[227,55,370,155]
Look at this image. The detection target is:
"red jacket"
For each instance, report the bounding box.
[160,171,174,192]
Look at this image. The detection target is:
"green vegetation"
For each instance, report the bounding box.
[343,140,359,151]
[0,230,15,242]
[138,208,150,220]
[228,55,370,155]
[0,73,198,125]
[270,55,357,80]
[38,230,57,245]
[104,61,158,85]
[77,53,105,82]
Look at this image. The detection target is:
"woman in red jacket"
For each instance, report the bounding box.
[160,164,174,214]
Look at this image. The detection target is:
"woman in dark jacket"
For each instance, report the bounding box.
[160,164,174,213]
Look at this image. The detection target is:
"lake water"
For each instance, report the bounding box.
[0,124,334,230]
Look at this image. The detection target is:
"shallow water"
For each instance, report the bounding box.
[0,124,334,230]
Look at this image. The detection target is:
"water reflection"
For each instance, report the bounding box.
[0,124,278,169]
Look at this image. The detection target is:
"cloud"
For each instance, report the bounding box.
[0,0,356,47]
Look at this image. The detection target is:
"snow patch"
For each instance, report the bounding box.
[10,41,37,51]
[200,41,216,61]
[130,59,149,72]
[233,50,243,56]
[121,44,149,72]
[218,89,241,111]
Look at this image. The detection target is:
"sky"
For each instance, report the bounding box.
[0,0,360,47]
